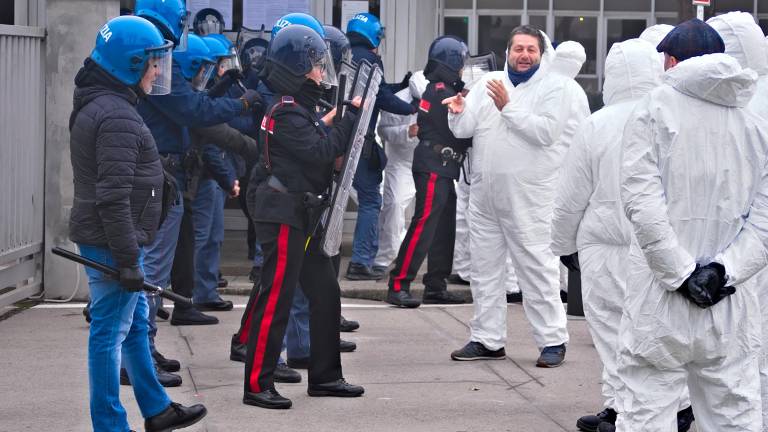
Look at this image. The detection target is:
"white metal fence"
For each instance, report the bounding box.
[0,24,45,308]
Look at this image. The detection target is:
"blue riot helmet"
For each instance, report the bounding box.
[271,12,325,39]
[202,35,241,77]
[90,15,174,95]
[135,0,190,51]
[207,34,242,74]
[267,24,338,91]
[174,34,217,91]
[193,7,224,36]
[323,25,351,71]
[427,36,469,73]
[346,13,385,48]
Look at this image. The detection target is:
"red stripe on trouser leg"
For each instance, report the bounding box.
[393,173,438,292]
[248,224,290,393]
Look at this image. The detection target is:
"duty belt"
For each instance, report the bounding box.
[421,140,465,166]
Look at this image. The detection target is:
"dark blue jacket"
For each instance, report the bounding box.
[201,144,237,192]
[350,44,415,133]
[351,44,415,170]
[137,61,245,187]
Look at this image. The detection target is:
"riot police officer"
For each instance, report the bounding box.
[69,15,206,432]
[242,24,364,409]
[386,36,471,307]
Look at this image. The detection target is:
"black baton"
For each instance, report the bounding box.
[51,247,193,304]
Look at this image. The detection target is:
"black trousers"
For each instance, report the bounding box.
[170,198,195,311]
[388,172,456,294]
[243,223,342,393]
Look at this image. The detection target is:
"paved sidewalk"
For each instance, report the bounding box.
[0,295,610,432]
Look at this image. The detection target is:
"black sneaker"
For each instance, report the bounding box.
[152,349,181,373]
[536,344,566,368]
[249,266,261,284]
[422,290,466,304]
[450,342,506,361]
[243,388,292,409]
[274,363,302,383]
[597,423,615,432]
[120,366,182,387]
[170,307,219,326]
[677,406,695,432]
[340,315,360,332]
[339,339,357,352]
[82,303,92,324]
[577,408,617,432]
[156,307,170,320]
[506,292,523,303]
[217,275,228,288]
[372,265,389,275]
[345,262,385,281]
[386,290,421,308]
[307,378,364,397]
[194,298,233,312]
[446,274,470,285]
[145,402,207,432]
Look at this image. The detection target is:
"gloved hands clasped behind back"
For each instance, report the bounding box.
[677,262,734,308]
[560,253,580,273]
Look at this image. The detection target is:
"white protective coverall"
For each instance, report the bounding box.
[448,33,589,351]
[616,53,768,431]
[373,71,428,269]
[708,12,768,431]
[551,39,663,412]
[639,24,674,48]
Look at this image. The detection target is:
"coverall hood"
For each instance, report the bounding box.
[603,39,663,106]
[408,70,428,99]
[708,12,768,76]
[663,53,757,108]
[550,41,586,79]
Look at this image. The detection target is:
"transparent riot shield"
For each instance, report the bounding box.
[320,60,383,257]
[462,52,497,90]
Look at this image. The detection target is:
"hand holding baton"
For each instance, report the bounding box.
[51,247,193,304]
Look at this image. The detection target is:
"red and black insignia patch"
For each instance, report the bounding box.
[419,99,431,113]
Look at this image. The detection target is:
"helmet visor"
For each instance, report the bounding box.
[144,42,174,95]
[176,11,191,52]
[311,45,338,89]
[236,26,269,69]
[197,14,224,36]
[217,48,242,75]
[191,61,216,91]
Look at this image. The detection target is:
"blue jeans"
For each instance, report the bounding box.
[78,244,170,432]
[351,157,383,266]
[252,242,264,268]
[143,191,184,349]
[191,179,225,303]
[285,287,310,360]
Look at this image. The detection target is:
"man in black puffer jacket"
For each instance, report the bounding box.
[69,57,164,264]
[68,16,206,432]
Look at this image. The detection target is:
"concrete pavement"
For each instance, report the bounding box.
[0,296,607,432]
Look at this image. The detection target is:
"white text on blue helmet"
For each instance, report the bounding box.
[275,19,290,29]
[353,14,368,22]
[99,24,113,43]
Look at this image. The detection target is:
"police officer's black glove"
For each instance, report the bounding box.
[398,71,413,91]
[119,266,144,292]
[240,89,263,113]
[559,253,580,272]
[677,262,734,308]
[224,68,244,82]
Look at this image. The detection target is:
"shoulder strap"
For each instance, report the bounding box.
[260,96,295,173]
